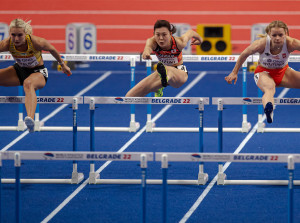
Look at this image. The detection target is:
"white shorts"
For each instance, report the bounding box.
[175,65,188,74]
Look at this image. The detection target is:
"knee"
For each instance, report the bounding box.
[23,78,34,91]
[263,83,276,94]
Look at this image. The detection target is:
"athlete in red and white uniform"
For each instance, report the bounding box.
[225,20,300,123]
[0,19,71,132]
[126,20,202,97]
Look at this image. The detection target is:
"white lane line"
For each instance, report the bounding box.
[41,72,207,222]
[179,88,290,222]
[1,10,300,15]
[1,71,112,152]
[180,123,258,222]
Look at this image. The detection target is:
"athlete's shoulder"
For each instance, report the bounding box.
[251,37,266,53]
[30,35,45,43]
[30,35,49,50]
[172,36,183,49]
[286,36,300,52]
[146,36,157,49]
[0,37,10,52]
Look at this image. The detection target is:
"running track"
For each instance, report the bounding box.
[1,0,300,53]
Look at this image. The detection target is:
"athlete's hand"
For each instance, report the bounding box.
[225,72,238,84]
[142,52,152,60]
[191,36,203,45]
[61,64,72,76]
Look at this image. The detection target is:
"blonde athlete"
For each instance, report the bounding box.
[0,19,72,132]
[126,20,202,97]
[225,20,300,123]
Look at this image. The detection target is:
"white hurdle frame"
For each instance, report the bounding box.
[213,97,300,185]
[84,96,210,185]
[143,55,252,133]
[0,96,84,184]
[0,53,141,133]
[156,152,299,223]
[1,151,153,223]
[2,53,300,134]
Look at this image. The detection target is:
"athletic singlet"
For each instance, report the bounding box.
[258,35,289,69]
[9,35,42,68]
[154,36,182,66]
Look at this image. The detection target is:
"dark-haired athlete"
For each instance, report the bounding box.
[126,19,202,97]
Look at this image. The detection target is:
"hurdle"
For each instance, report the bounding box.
[0,96,84,184]
[244,54,300,133]
[257,96,300,133]
[156,152,300,223]
[84,96,210,185]
[0,151,153,223]
[0,53,141,133]
[143,55,252,133]
[212,97,300,185]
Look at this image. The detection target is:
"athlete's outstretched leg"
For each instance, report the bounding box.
[23,73,46,132]
[256,72,276,123]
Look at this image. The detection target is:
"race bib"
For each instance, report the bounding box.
[15,56,39,67]
[159,57,179,66]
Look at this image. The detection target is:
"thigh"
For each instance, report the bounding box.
[24,72,46,90]
[256,72,276,92]
[167,66,187,77]
[166,66,188,84]
[280,67,300,88]
[0,66,21,86]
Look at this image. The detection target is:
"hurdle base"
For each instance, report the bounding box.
[217,173,227,185]
[0,126,19,131]
[34,120,44,132]
[223,180,300,185]
[257,122,266,133]
[94,179,201,185]
[198,173,209,185]
[241,122,251,133]
[260,128,300,133]
[1,178,74,184]
[146,121,156,132]
[71,172,84,184]
[17,120,25,131]
[148,127,245,133]
[129,121,140,132]
[89,172,100,184]
[36,126,139,132]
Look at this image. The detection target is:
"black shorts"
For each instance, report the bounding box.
[13,63,48,86]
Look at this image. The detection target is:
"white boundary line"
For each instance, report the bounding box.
[48,40,250,45]
[41,71,207,222]
[179,87,290,222]
[31,25,300,30]
[1,71,112,152]
[1,10,300,15]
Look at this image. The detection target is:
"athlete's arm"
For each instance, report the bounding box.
[177,30,203,51]
[31,35,72,76]
[225,38,266,84]
[287,36,300,52]
[142,37,157,60]
[0,38,10,52]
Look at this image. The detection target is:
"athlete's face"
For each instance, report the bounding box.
[10,27,26,47]
[154,27,172,49]
[269,27,286,48]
